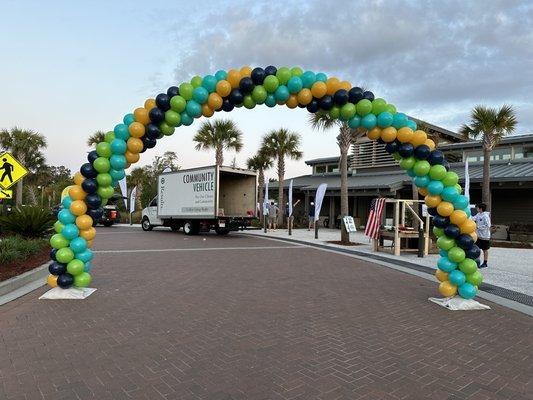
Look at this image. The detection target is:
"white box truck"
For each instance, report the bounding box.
[141,165,257,235]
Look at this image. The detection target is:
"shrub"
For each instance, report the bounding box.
[0,236,49,264]
[0,206,54,238]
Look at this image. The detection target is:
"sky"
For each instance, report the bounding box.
[1,0,532,179]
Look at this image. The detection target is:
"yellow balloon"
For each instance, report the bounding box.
[216,80,232,97]
[425,138,436,150]
[418,187,428,197]
[73,172,84,186]
[240,66,252,77]
[297,88,313,105]
[69,185,86,201]
[61,185,75,201]
[144,98,156,111]
[286,95,298,109]
[381,127,397,143]
[326,77,340,95]
[459,219,476,234]
[439,281,457,297]
[470,232,478,242]
[129,122,145,138]
[125,151,140,164]
[87,239,94,247]
[397,127,413,143]
[311,81,327,98]
[133,107,150,125]
[450,210,467,226]
[202,104,214,117]
[127,138,144,154]
[411,130,428,147]
[80,227,96,241]
[70,200,87,216]
[227,69,241,88]
[76,214,93,230]
[47,274,58,288]
[425,194,441,208]
[367,127,382,141]
[435,269,448,282]
[339,80,351,91]
[207,93,223,110]
[437,201,454,217]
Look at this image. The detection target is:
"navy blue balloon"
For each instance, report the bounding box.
[85,193,102,209]
[333,89,349,105]
[167,86,179,98]
[143,137,157,149]
[50,248,57,261]
[319,95,334,110]
[264,65,277,76]
[414,145,431,160]
[362,91,375,101]
[251,67,265,84]
[82,179,98,194]
[348,87,363,103]
[444,224,461,238]
[239,77,254,94]
[222,98,234,112]
[49,261,67,275]
[385,141,399,154]
[427,207,438,216]
[146,123,160,140]
[149,107,165,124]
[398,143,414,158]
[80,163,97,179]
[87,150,98,164]
[456,234,474,250]
[229,89,244,105]
[155,93,171,111]
[428,150,445,165]
[87,207,103,222]
[433,215,450,228]
[57,273,74,288]
[466,245,481,260]
[306,99,319,113]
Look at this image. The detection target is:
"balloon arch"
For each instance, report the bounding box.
[48,65,483,299]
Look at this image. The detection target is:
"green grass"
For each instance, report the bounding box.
[0,235,49,264]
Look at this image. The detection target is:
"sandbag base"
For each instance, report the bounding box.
[39,287,97,300]
[428,296,490,311]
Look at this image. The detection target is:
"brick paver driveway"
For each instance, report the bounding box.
[1,227,532,400]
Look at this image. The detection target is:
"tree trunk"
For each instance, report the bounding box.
[412,182,419,230]
[277,155,285,225]
[258,169,264,222]
[482,147,491,211]
[15,179,23,206]
[339,143,350,244]
[215,146,223,166]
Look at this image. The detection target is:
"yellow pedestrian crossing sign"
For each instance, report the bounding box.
[0,152,28,190]
[0,189,13,199]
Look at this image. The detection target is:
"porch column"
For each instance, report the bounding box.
[329,196,335,228]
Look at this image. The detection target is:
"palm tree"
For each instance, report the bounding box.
[87,130,106,147]
[309,112,363,244]
[260,128,302,225]
[193,119,243,166]
[0,127,47,205]
[247,151,274,221]
[459,105,517,211]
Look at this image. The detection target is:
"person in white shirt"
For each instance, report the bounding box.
[472,203,491,268]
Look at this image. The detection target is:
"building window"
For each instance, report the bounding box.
[315,165,326,174]
[327,164,339,173]
[514,145,533,159]
[466,148,512,162]
[445,151,462,163]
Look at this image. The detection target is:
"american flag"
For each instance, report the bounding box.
[364,197,387,239]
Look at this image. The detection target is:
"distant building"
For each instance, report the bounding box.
[269,127,533,227]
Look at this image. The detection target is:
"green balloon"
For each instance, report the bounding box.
[97,185,114,199]
[448,246,466,263]
[96,173,112,187]
[96,142,112,158]
[190,75,203,88]
[276,67,291,85]
[399,157,416,170]
[290,67,303,77]
[437,236,456,251]
[466,270,483,286]
[160,122,175,136]
[50,233,69,249]
[74,272,92,288]
[263,75,279,93]
[243,95,256,109]
[54,221,64,234]
[413,160,431,176]
[371,98,387,115]
[104,131,115,143]
[340,103,356,120]
[442,171,459,187]
[433,227,444,237]
[165,110,181,127]
[329,106,340,119]
[67,259,84,276]
[429,164,447,180]
[56,247,74,264]
[356,99,372,116]
[392,152,401,161]
[459,258,477,274]
[386,104,397,114]
[170,95,187,113]
[252,86,267,104]
[179,83,194,100]
[93,157,110,173]
[454,184,462,194]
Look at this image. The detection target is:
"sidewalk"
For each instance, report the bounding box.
[244,228,533,297]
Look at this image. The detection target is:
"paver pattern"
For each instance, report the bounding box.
[1,227,532,400]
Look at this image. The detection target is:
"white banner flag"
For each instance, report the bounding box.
[129,186,137,213]
[288,179,293,217]
[314,183,328,222]
[118,177,128,209]
[464,159,470,201]
[263,180,269,215]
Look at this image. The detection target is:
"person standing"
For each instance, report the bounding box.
[472,203,491,268]
[267,201,279,231]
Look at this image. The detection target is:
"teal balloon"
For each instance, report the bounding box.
[201,75,217,92]
[185,100,202,118]
[427,180,444,195]
[76,249,93,263]
[180,112,193,126]
[458,282,477,299]
[287,76,303,94]
[214,70,227,81]
[449,269,466,286]
[464,207,472,217]
[361,114,377,129]
[192,87,209,104]
[441,186,459,202]
[301,71,316,88]
[377,112,393,127]
[69,237,87,253]
[58,209,75,224]
[114,124,129,141]
[453,195,469,210]
[406,169,416,177]
[392,112,408,129]
[439,249,448,257]
[62,196,72,209]
[265,94,276,107]
[110,155,127,170]
[414,175,430,187]
[110,139,127,155]
[109,168,125,181]
[315,72,327,82]
[406,119,417,130]
[83,261,92,272]
[437,256,457,272]
[123,113,135,126]
[348,115,361,128]
[274,85,290,102]
[61,223,79,240]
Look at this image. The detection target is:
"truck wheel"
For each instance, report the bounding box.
[103,221,113,227]
[183,221,198,235]
[215,228,230,235]
[141,217,153,231]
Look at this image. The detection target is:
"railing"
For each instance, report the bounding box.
[351,140,396,169]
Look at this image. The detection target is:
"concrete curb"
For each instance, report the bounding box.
[0,262,50,306]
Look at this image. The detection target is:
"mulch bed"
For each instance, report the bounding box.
[0,248,50,282]
[326,241,364,246]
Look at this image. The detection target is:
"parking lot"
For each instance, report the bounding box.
[1,227,532,400]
